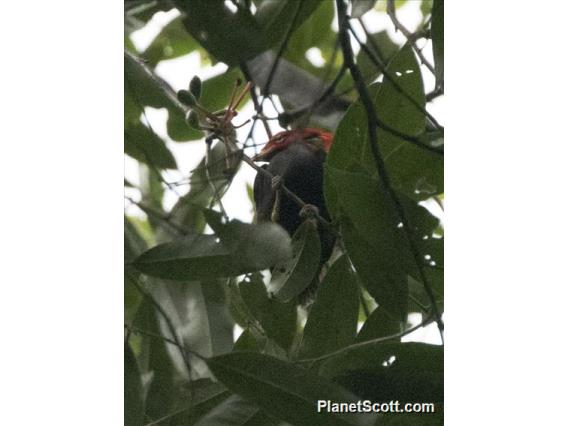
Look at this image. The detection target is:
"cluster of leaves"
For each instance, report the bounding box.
[125,0,444,425]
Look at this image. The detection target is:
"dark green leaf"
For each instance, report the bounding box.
[327,49,442,202]
[299,256,359,358]
[134,300,177,422]
[206,352,377,426]
[356,31,400,84]
[133,220,292,280]
[194,394,280,426]
[325,167,408,319]
[178,0,267,66]
[125,122,177,169]
[239,273,297,350]
[431,0,444,88]
[278,0,336,80]
[372,43,425,138]
[318,343,444,378]
[319,342,443,403]
[125,217,147,322]
[125,343,145,426]
[267,219,321,302]
[146,278,234,381]
[233,328,265,353]
[356,306,401,343]
[161,379,231,425]
[201,278,236,355]
[139,164,166,231]
[256,0,322,48]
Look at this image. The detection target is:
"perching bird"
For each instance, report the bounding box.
[253,128,335,301]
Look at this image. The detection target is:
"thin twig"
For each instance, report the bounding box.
[336,0,443,339]
[298,315,437,365]
[125,324,206,361]
[386,0,435,75]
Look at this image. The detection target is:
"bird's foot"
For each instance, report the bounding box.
[299,204,320,220]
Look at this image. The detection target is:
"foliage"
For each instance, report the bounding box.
[124,0,444,425]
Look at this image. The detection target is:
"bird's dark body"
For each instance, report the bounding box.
[253,142,334,264]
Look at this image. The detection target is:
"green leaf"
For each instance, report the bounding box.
[142,16,200,66]
[134,300,177,422]
[125,217,147,322]
[159,379,231,425]
[138,165,166,233]
[373,44,425,136]
[277,0,336,80]
[233,328,264,353]
[327,46,442,202]
[319,342,443,403]
[267,219,321,302]
[194,394,280,426]
[178,0,267,66]
[431,0,444,88]
[133,221,292,280]
[325,167,408,319]
[299,256,359,358]
[356,306,401,343]
[336,28,401,96]
[124,51,202,142]
[256,0,322,48]
[201,278,236,355]
[124,122,177,169]
[356,31,400,83]
[200,68,248,113]
[239,273,297,350]
[206,352,377,426]
[318,343,444,378]
[124,343,145,426]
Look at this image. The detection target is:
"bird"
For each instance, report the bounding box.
[252,128,335,303]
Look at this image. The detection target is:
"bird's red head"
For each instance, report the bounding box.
[252,128,333,162]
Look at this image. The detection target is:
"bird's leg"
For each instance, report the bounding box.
[270,175,283,223]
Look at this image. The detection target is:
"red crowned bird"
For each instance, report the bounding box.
[253,128,335,302]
